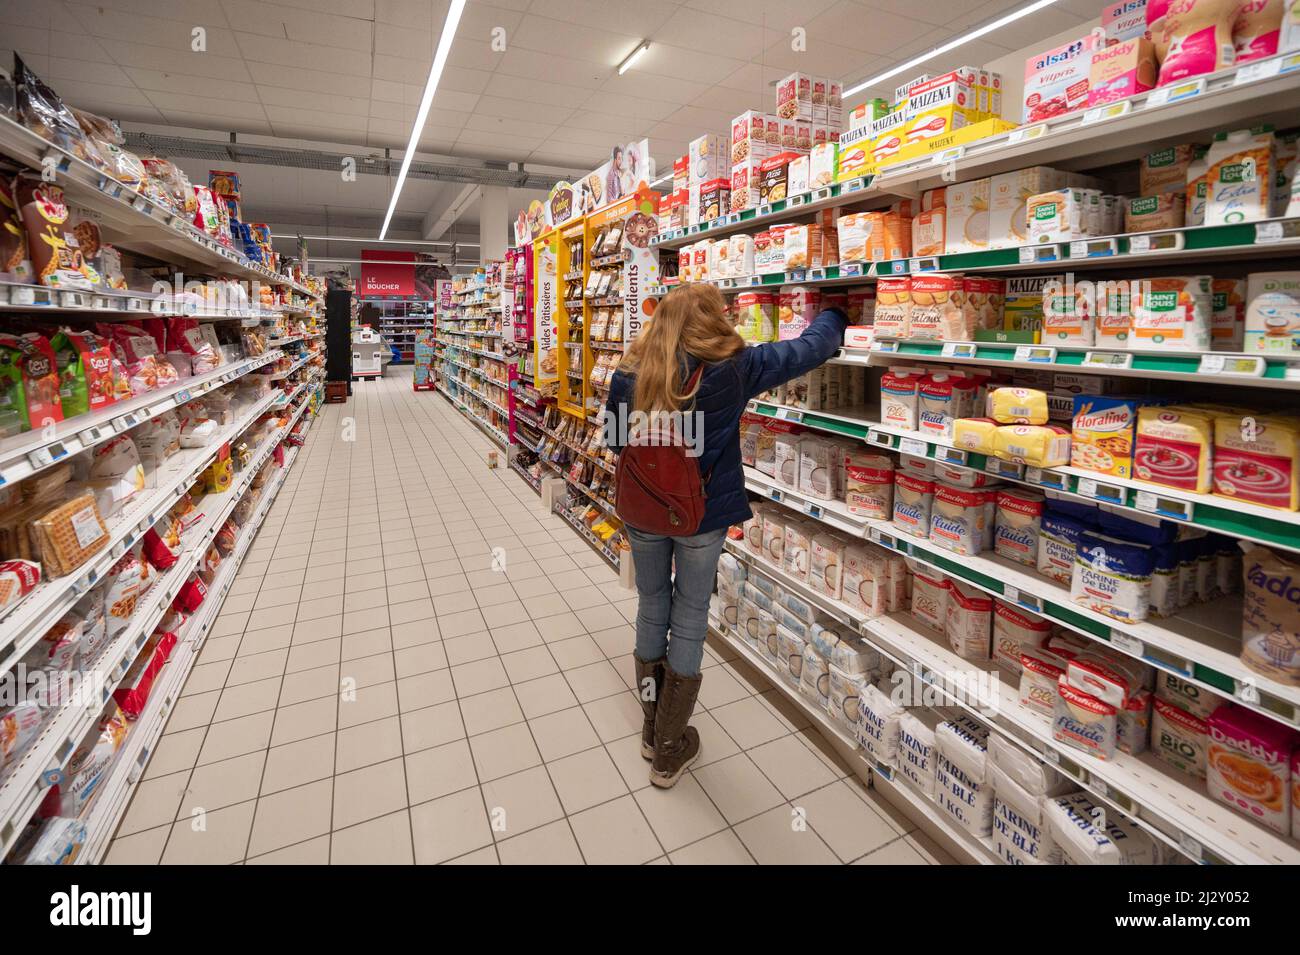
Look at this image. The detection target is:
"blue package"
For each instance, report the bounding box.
[1038,513,1095,583]
[1045,498,1100,525]
[1072,531,1155,623]
[1097,508,1178,545]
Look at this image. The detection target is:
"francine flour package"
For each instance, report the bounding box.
[844,450,894,519]
[893,472,935,540]
[1054,675,1119,761]
[992,600,1052,675]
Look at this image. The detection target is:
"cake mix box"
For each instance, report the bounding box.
[1212,414,1300,511]
[1071,394,1153,480]
[1023,35,1098,124]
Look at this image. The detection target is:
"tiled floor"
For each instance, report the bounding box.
[107,368,952,865]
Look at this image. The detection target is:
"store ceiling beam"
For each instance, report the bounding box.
[122,132,572,191]
[423,183,481,241]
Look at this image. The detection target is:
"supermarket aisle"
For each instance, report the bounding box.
[104,368,950,865]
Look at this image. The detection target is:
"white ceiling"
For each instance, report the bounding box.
[2,0,1102,256]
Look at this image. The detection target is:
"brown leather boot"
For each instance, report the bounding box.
[650,665,703,788]
[632,655,665,759]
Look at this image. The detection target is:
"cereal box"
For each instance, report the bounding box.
[1071,394,1148,479]
[1023,35,1098,124]
[904,71,979,145]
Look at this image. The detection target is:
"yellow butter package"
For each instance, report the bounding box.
[986,387,1048,425]
[952,417,999,454]
[993,424,1071,467]
[1133,406,1214,493]
[1212,414,1300,511]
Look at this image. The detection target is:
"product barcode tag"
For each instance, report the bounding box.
[1008,124,1045,144]
[899,437,927,457]
[1235,57,1282,85]
[1110,632,1143,657]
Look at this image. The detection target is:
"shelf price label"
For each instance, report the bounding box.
[1235,58,1282,85]
[1147,78,1204,107]
[941,342,977,359]
[985,458,1024,480]
[840,261,865,277]
[1198,354,1266,377]
[870,339,898,354]
[939,446,968,465]
[1109,632,1144,657]
[1076,477,1124,503]
[1083,351,1133,369]
[1008,124,1046,144]
[1014,345,1057,364]
[775,407,803,423]
[931,146,964,165]
[909,257,940,273]
[1070,238,1118,258]
[899,437,928,457]
[805,502,822,519]
[1019,244,1061,264]
[1134,490,1193,521]
[1083,100,1132,123]
[1128,230,1184,254]
[867,430,894,448]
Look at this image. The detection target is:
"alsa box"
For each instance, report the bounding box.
[1089,37,1157,106]
[1023,35,1098,124]
[1102,0,1149,42]
[731,111,770,165]
[776,72,814,122]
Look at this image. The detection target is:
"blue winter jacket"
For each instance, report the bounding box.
[605,307,850,535]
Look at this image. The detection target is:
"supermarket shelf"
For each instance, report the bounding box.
[510,458,542,493]
[0,116,318,298]
[437,386,507,448]
[864,422,1300,555]
[81,432,305,863]
[0,396,307,861]
[269,353,312,380]
[723,541,1300,866]
[651,52,1300,251]
[589,341,625,353]
[744,465,1299,732]
[552,500,620,569]
[646,217,1300,301]
[0,387,285,675]
[0,349,282,490]
[0,281,290,322]
[707,623,1000,865]
[856,337,1300,391]
[745,399,879,440]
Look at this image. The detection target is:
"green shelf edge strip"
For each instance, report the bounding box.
[749,402,872,439]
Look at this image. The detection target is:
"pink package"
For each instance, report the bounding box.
[1155,0,1238,85]
[1103,0,1152,41]
[1023,35,1098,123]
[1233,0,1284,62]
[1205,703,1297,836]
[1293,749,1299,840]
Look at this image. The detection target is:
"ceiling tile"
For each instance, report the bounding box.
[375,21,441,61]
[145,90,271,122]
[661,104,739,135]
[636,44,745,87]
[266,105,369,132]
[688,83,768,115]
[66,4,243,56]
[40,77,155,110]
[495,47,606,89]
[758,37,871,75]
[508,15,642,67]
[44,56,134,87]
[126,69,262,103]
[258,0,376,16]
[368,100,418,123]
[653,8,777,62]
[525,0,677,39]
[0,48,50,74]
[260,87,372,117]
[46,30,117,62]
[430,89,483,114]
[481,72,596,107]
[93,38,253,80]
[542,125,634,148]
[602,70,710,106]
[472,95,575,126]
[233,33,372,77]
[577,91,677,123]
[450,144,532,163]
[370,78,422,105]
[220,0,375,52]
[439,66,495,95]
[457,1,530,47]
[372,53,429,83]
[0,1,79,30]
[375,0,436,27]
[454,128,545,150]
[679,0,840,33]
[154,110,273,135]
[463,113,557,140]
[715,60,791,97]
[849,0,960,27]
[803,1,935,53]
[564,111,642,137]
[68,0,214,28]
[245,61,367,98]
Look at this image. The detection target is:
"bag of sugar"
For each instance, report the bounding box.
[1043,792,1161,864]
[946,580,993,662]
[1240,542,1300,687]
[858,683,904,765]
[935,716,994,837]
[897,708,942,799]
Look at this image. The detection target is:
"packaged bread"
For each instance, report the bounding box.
[32,494,109,577]
[1134,405,1214,492]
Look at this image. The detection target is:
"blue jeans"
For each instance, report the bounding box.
[626,526,727,677]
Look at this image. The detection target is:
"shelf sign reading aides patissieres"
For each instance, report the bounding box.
[533,234,560,385]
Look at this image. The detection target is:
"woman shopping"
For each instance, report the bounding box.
[603,283,848,788]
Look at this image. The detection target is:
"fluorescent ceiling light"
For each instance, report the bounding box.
[842,0,1059,98]
[379,0,467,240]
[650,172,671,186]
[618,41,650,75]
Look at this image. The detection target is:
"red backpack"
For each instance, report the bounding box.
[614,365,707,536]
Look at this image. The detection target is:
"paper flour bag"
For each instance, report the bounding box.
[1152,696,1209,780]
[897,708,942,798]
[858,683,904,765]
[800,644,831,708]
[945,580,993,662]
[782,518,815,582]
[844,449,894,519]
[717,552,747,591]
[828,665,867,730]
[775,431,803,488]
[992,600,1051,676]
[1043,792,1160,864]
[798,436,838,500]
[1054,675,1119,762]
[910,566,949,632]
[1240,543,1300,688]
[777,625,807,689]
[935,716,993,837]
[808,533,846,600]
[991,765,1054,865]
[842,544,888,617]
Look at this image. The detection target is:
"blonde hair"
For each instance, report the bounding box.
[618,283,745,413]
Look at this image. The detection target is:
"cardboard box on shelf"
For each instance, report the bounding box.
[699,178,731,222]
[759,152,802,204]
[895,74,932,104]
[731,110,771,165]
[673,156,689,193]
[849,99,890,132]
[809,142,837,188]
[944,178,991,254]
[1023,34,1098,124]
[812,77,829,125]
[1088,36,1157,106]
[1102,0,1149,41]
[989,167,1070,248]
[776,72,814,121]
[903,70,981,145]
[731,160,763,213]
[827,80,843,130]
